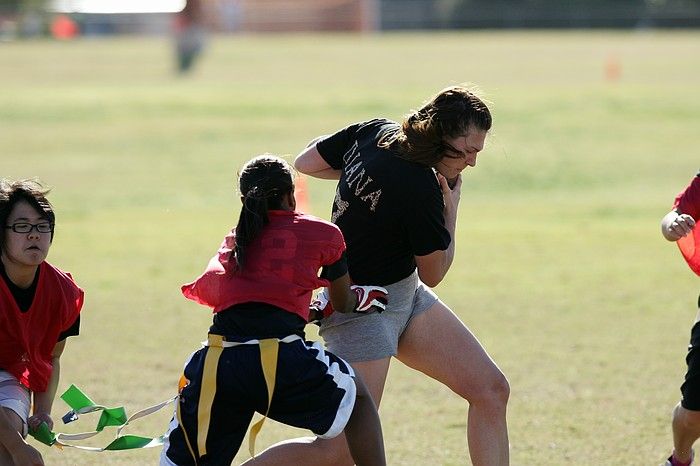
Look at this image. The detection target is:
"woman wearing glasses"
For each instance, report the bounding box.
[0,179,84,466]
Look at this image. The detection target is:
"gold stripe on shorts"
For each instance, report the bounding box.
[197,334,224,457]
[248,338,279,458]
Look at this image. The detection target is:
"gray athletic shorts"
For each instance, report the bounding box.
[319,270,439,362]
[0,370,30,437]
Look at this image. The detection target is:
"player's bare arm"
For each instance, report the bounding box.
[295,145,342,180]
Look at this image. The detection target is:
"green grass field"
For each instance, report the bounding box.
[1,30,699,465]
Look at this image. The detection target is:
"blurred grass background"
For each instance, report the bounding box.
[1,30,698,464]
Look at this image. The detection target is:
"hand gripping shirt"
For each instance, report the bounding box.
[0,262,84,391]
[182,210,346,321]
[674,171,700,276]
[316,118,451,286]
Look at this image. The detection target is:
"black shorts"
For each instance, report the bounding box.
[161,337,356,466]
[680,294,700,410]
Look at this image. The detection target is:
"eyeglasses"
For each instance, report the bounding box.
[4,222,54,234]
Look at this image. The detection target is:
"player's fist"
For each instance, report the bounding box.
[28,413,53,431]
[667,213,696,241]
[309,288,334,323]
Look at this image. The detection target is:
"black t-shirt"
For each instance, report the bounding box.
[0,261,80,342]
[317,118,451,285]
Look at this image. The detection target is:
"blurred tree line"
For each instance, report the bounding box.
[0,0,48,37]
[381,0,700,29]
[0,0,46,14]
[2,0,700,34]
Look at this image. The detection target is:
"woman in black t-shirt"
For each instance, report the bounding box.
[242,86,510,466]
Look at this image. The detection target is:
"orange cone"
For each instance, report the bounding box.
[605,55,621,82]
[51,14,78,40]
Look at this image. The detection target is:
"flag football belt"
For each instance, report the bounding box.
[179,333,302,462]
[29,384,177,451]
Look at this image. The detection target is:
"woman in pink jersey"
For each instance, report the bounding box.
[0,179,84,466]
[160,155,387,466]
[661,171,700,466]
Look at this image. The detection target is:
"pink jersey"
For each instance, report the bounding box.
[0,262,84,391]
[673,174,700,276]
[182,210,346,321]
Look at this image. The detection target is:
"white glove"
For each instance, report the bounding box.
[351,285,388,313]
[309,288,333,324]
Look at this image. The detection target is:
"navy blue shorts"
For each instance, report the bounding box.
[160,337,356,466]
[680,294,700,411]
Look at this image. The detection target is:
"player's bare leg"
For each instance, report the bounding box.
[242,358,390,466]
[397,300,510,466]
[671,403,700,464]
[343,374,386,465]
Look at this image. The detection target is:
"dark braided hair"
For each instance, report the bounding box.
[233,154,295,271]
[378,85,492,167]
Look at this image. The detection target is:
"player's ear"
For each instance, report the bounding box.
[282,191,296,211]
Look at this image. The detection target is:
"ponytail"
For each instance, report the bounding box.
[231,155,295,272]
[379,85,491,167]
[234,187,269,270]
